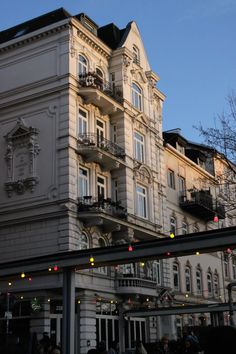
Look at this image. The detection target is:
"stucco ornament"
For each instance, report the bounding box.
[122,54,132,83]
[4,119,40,197]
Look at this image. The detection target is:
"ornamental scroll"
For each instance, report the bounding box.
[4,119,40,197]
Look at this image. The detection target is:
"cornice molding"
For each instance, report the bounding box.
[0,20,70,53]
[71,18,112,60]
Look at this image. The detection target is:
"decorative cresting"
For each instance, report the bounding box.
[4,119,40,197]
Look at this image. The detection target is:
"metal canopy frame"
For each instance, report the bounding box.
[1,225,236,276]
[1,226,236,354]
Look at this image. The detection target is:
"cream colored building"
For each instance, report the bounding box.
[0,8,235,354]
[164,130,236,333]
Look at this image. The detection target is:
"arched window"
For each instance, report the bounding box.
[185,266,191,293]
[78,54,88,76]
[207,271,213,297]
[213,273,219,297]
[132,83,142,110]
[173,262,180,291]
[196,268,202,295]
[78,233,89,250]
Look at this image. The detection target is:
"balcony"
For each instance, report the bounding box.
[179,189,225,221]
[77,133,125,171]
[78,73,123,114]
[115,276,157,296]
[77,196,127,232]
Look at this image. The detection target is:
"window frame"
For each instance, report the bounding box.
[207,271,213,297]
[78,166,89,198]
[173,262,180,291]
[152,260,162,285]
[78,54,88,76]
[133,45,140,65]
[134,131,145,162]
[78,233,89,250]
[196,268,202,295]
[178,175,186,193]
[213,273,219,297]
[185,266,192,293]
[78,108,88,135]
[170,216,177,235]
[132,82,142,111]
[167,169,175,189]
[136,184,148,219]
[97,175,106,199]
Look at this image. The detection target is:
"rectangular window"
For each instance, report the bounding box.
[167,169,175,189]
[178,176,186,192]
[173,264,179,290]
[78,167,89,197]
[112,125,117,143]
[153,261,161,285]
[97,175,106,199]
[112,179,119,202]
[134,132,145,162]
[136,184,147,218]
[78,108,88,135]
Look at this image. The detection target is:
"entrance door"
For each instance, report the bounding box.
[125,317,146,350]
[96,315,119,350]
[50,314,62,346]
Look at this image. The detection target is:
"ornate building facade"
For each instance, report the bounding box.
[0,8,235,354]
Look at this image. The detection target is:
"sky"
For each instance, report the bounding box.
[1,0,236,142]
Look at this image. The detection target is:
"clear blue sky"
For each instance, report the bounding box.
[1,0,236,142]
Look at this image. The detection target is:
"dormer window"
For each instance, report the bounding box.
[176,142,185,154]
[78,54,88,76]
[133,45,140,65]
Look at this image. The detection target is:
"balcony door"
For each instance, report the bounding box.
[97,175,106,200]
[96,119,105,147]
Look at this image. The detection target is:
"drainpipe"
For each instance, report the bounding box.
[227,282,236,327]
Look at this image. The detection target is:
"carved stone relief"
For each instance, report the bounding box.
[134,164,153,184]
[4,119,40,197]
[122,54,131,83]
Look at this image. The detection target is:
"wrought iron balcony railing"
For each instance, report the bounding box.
[78,72,123,103]
[77,133,125,159]
[179,189,225,220]
[78,196,127,219]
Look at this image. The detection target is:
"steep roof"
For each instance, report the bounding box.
[97,23,126,49]
[0,8,71,44]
